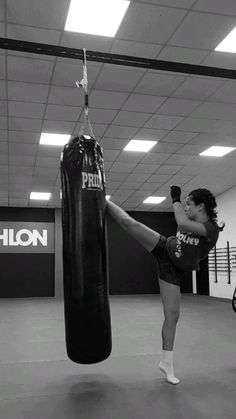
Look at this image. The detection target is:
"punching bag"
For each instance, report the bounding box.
[60,134,112,364]
[232,286,236,313]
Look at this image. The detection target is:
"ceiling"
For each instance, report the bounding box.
[1,0,236,210]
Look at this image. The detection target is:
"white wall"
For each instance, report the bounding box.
[209,186,236,299]
[55,208,63,298]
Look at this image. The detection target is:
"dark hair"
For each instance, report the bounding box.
[188,188,225,231]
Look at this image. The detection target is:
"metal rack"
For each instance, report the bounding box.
[208,241,236,285]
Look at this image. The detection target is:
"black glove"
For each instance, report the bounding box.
[170,185,181,204]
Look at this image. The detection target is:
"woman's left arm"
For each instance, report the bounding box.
[173,202,207,236]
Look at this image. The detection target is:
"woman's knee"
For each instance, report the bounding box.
[164,308,180,323]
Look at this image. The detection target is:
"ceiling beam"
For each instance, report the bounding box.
[1,37,236,79]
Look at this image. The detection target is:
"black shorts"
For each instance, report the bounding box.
[151,235,185,287]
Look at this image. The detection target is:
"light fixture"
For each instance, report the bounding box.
[143,196,166,204]
[200,146,236,157]
[65,0,130,37]
[215,27,236,53]
[40,133,70,146]
[124,140,157,152]
[30,192,51,201]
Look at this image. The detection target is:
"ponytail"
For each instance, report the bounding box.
[217,221,225,232]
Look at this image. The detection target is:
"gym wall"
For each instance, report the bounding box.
[0,207,192,298]
[55,209,192,297]
[0,207,55,298]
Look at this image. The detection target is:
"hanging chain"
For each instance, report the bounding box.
[76,48,95,138]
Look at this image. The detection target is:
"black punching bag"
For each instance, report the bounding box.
[60,134,112,364]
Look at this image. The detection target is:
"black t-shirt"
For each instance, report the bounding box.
[166,221,219,272]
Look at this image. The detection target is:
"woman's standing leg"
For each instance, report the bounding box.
[158,278,181,384]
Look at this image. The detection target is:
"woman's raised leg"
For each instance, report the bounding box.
[107,199,161,252]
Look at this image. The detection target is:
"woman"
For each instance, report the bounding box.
[106,185,225,384]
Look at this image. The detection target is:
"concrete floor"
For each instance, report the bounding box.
[0,294,236,418]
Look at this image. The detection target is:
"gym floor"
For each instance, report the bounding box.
[0,294,235,419]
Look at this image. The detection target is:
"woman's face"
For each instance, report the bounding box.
[184,196,200,220]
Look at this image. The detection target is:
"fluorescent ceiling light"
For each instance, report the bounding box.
[200,146,236,157]
[30,192,51,201]
[124,140,157,152]
[215,27,236,53]
[65,0,130,37]
[143,197,166,204]
[40,133,70,146]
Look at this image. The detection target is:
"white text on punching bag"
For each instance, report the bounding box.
[0,229,47,246]
[82,172,103,190]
